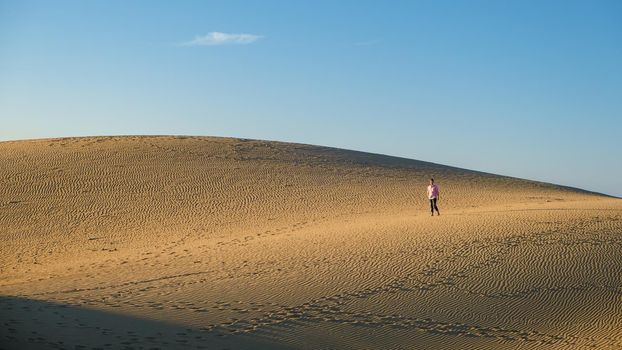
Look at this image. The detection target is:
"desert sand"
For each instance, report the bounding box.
[1,135,621,350]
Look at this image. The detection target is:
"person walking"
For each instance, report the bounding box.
[427,178,440,216]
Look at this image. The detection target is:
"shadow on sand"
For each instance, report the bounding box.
[0,295,286,350]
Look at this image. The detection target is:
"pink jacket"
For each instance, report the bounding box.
[427,184,439,199]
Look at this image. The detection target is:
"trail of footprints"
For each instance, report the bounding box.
[197,214,622,346]
[6,213,622,349]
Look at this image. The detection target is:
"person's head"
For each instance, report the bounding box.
[429,178,434,185]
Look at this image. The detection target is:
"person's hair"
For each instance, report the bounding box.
[430,178,434,183]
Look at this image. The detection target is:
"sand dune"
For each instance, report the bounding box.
[1,135,620,349]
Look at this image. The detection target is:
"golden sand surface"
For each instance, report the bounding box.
[1,136,620,349]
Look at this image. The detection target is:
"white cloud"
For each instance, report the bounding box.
[181,32,263,46]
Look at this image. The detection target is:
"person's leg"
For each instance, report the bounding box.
[430,199,434,215]
[434,198,440,215]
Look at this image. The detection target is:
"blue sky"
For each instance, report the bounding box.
[1,0,621,196]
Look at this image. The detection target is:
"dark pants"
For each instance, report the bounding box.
[430,198,439,213]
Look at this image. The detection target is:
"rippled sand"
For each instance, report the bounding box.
[1,136,620,349]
